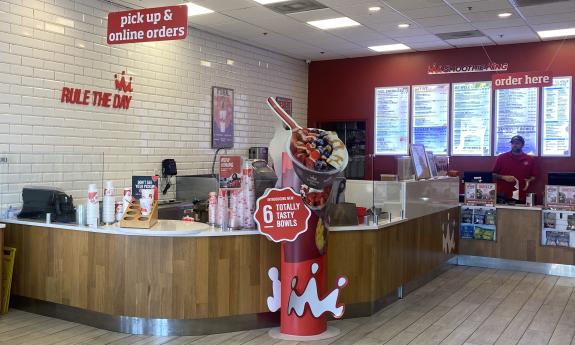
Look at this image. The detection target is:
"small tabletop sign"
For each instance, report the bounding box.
[545,185,575,210]
[132,176,159,200]
[255,188,311,242]
[219,156,242,189]
[464,182,496,206]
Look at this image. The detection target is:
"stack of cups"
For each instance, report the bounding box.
[229,190,241,230]
[208,192,217,225]
[140,189,153,217]
[242,161,256,228]
[102,181,115,224]
[115,201,123,222]
[122,187,132,212]
[216,189,228,229]
[86,184,99,227]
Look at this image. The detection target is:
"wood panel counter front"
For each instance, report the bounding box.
[459,206,575,265]
[3,207,459,335]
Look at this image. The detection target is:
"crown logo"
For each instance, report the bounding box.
[266,263,348,318]
[114,71,133,93]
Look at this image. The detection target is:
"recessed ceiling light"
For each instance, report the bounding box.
[498,12,512,18]
[307,17,361,30]
[253,0,290,4]
[538,27,575,39]
[398,23,410,28]
[368,43,411,52]
[184,3,214,16]
[369,6,381,12]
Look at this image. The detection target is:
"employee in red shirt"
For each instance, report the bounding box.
[492,135,537,203]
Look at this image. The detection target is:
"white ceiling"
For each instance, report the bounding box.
[108,0,575,61]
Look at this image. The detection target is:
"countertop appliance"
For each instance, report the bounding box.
[18,187,76,223]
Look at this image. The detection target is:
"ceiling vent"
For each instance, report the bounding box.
[265,0,327,14]
[512,0,570,7]
[436,30,485,40]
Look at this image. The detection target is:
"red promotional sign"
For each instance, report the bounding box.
[60,71,133,110]
[493,71,553,90]
[219,156,242,189]
[255,188,311,242]
[107,5,188,44]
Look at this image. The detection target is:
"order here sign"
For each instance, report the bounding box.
[107,5,188,44]
[492,71,553,90]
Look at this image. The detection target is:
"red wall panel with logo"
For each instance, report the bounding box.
[307,39,575,199]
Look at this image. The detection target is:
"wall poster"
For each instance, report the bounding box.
[542,77,571,157]
[451,82,492,156]
[212,86,234,149]
[495,87,539,155]
[374,86,410,155]
[412,84,449,155]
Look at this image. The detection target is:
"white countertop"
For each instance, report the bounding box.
[0,218,260,237]
[0,224,5,229]
[460,204,543,211]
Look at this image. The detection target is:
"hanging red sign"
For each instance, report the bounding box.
[255,188,311,242]
[107,5,188,44]
[493,71,553,90]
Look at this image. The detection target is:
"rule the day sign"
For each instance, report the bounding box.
[493,71,553,90]
[107,5,188,44]
[255,188,311,242]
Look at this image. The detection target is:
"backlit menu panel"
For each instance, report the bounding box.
[542,77,571,157]
[451,82,492,156]
[495,87,539,155]
[412,84,449,155]
[374,86,410,155]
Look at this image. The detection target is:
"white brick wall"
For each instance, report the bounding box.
[0,0,308,210]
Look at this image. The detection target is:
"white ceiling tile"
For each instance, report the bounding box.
[446,36,494,47]
[194,0,257,11]
[329,26,389,42]
[463,10,519,22]
[425,23,476,34]
[409,41,454,50]
[519,2,575,16]
[531,21,575,32]
[188,13,242,27]
[397,34,444,43]
[416,15,468,27]
[362,38,404,46]
[525,12,575,25]
[383,27,433,38]
[383,0,446,10]
[472,18,528,29]
[482,26,539,41]
[449,0,513,13]
[287,8,341,22]
[492,36,538,44]
[400,4,458,19]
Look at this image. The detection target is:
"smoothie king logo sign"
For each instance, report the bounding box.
[60,71,133,110]
[107,5,188,44]
[428,62,509,74]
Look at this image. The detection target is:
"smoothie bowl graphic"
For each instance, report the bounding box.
[267,97,349,192]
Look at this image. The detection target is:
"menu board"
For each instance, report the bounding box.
[412,84,449,155]
[374,86,409,155]
[451,82,492,156]
[495,87,539,155]
[542,77,571,157]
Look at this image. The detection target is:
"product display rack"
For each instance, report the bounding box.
[460,205,497,241]
[541,209,575,248]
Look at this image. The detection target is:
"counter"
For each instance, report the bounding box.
[2,178,460,336]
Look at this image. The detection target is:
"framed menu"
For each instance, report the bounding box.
[412,84,449,155]
[495,87,539,155]
[451,82,492,156]
[542,77,571,157]
[374,86,410,155]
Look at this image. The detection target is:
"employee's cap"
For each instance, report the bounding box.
[510,135,525,144]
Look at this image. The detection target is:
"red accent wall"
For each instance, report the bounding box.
[308,40,575,201]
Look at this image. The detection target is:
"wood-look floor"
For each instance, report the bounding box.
[1,265,575,345]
